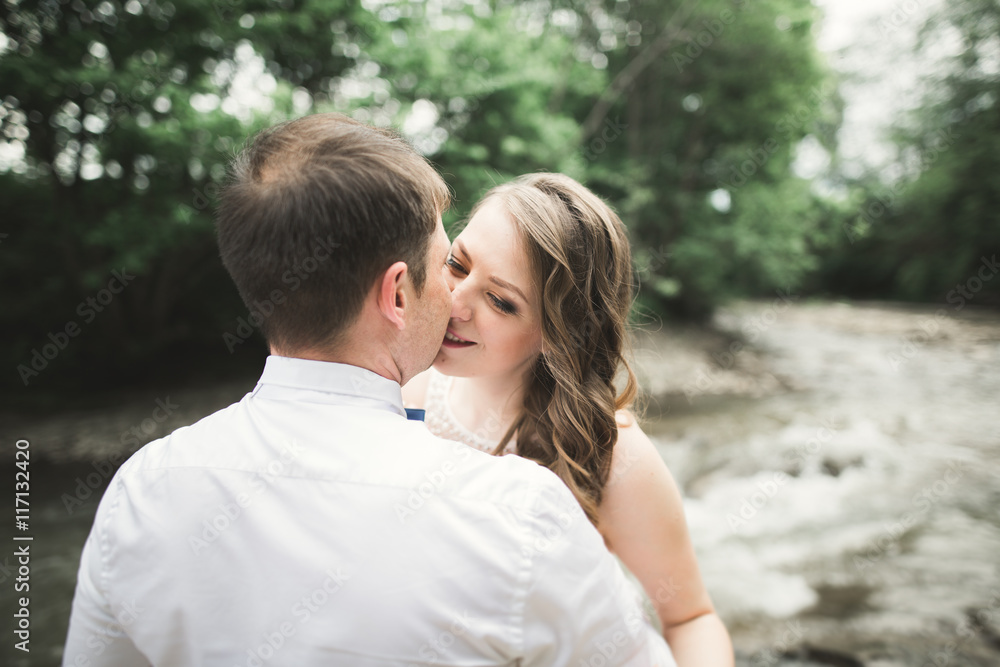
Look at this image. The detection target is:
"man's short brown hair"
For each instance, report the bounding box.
[216,113,450,353]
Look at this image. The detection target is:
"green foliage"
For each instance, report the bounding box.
[573,0,834,316]
[0,0,370,394]
[819,0,1000,305]
[1,0,840,396]
[374,0,837,316]
[365,3,606,222]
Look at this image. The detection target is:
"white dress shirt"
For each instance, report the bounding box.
[64,356,676,666]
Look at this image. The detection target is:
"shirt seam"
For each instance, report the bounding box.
[513,480,544,658]
[251,390,407,417]
[98,473,125,601]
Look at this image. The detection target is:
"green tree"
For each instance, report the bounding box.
[584,0,836,317]
[370,0,839,317]
[0,0,374,396]
[2,0,841,398]
[364,1,607,221]
[826,0,1000,305]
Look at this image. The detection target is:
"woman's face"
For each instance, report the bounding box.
[432,199,544,380]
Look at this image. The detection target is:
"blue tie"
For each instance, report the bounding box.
[404,408,426,422]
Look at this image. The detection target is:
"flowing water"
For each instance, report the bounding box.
[2,300,998,666]
[636,301,1000,665]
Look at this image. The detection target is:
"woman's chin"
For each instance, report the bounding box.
[432,351,470,376]
[432,351,455,371]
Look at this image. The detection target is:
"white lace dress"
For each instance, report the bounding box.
[422,369,517,455]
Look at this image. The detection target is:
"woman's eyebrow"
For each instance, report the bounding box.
[489,276,528,304]
[454,240,530,304]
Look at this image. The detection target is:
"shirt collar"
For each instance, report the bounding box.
[252,355,406,418]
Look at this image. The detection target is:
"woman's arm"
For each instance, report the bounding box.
[597,416,734,667]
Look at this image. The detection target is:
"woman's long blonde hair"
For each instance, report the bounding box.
[481,173,638,527]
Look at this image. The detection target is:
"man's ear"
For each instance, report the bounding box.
[376,261,408,330]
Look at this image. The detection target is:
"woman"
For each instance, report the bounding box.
[403,173,733,665]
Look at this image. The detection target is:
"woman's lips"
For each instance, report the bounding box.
[442,329,475,348]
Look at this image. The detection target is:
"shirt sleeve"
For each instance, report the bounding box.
[63,486,150,667]
[519,477,677,667]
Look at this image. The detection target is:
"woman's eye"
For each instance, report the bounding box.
[445,256,467,274]
[488,294,517,315]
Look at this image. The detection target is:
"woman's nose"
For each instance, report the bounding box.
[448,277,473,321]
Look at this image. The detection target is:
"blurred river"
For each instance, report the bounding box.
[2,300,998,666]
[637,300,1000,666]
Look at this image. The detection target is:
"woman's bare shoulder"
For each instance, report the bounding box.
[609,410,662,484]
[615,408,639,429]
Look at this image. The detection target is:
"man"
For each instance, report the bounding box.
[63,113,676,665]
